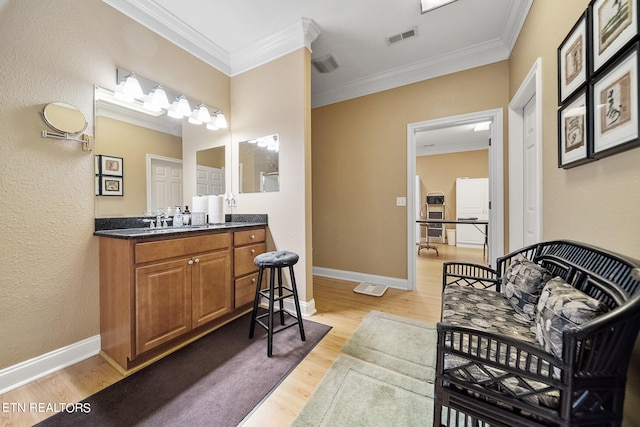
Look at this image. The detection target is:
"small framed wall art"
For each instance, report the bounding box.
[591,42,639,158]
[558,90,593,168]
[99,155,123,176]
[591,0,639,74]
[559,11,588,103]
[100,176,124,196]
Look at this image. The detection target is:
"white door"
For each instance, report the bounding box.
[149,157,183,213]
[196,165,224,195]
[523,95,541,246]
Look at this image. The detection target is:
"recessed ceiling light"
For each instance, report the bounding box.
[420,0,458,14]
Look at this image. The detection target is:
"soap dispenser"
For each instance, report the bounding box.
[173,206,183,228]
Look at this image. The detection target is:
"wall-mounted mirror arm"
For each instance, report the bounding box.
[41,102,93,151]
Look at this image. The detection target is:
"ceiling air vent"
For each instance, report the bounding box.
[312,54,339,73]
[386,27,418,45]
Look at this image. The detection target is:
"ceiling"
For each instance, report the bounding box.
[103,0,532,153]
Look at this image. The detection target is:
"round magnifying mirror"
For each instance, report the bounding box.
[42,102,88,134]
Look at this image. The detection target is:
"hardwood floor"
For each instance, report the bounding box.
[2,244,638,426]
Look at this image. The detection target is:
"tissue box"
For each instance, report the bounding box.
[191,212,206,226]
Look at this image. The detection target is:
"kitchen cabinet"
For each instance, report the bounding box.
[99,227,263,372]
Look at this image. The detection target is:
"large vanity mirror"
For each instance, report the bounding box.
[239,134,279,193]
[94,86,230,217]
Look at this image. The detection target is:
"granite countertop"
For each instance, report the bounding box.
[94,214,268,240]
[94,222,267,240]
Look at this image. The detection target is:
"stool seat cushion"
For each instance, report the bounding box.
[254,251,299,267]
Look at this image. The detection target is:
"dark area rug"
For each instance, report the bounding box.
[37,311,331,427]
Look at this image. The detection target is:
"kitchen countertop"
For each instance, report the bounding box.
[94,222,267,240]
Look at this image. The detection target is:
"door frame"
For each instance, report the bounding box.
[406,109,504,290]
[508,58,543,250]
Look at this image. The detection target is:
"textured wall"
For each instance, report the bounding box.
[0,0,230,369]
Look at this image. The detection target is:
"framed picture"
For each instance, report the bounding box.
[99,155,123,177]
[558,90,593,168]
[100,176,123,196]
[591,0,638,73]
[591,42,640,158]
[559,12,588,103]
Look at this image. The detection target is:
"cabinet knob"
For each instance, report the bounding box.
[251,234,255,239]
[251,278,256,283]
[194,258,200,263]
[250,249,255,254]
[188,260,194,265]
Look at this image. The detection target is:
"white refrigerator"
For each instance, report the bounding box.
[456,177,488,248]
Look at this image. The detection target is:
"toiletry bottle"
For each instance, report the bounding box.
[173,206,183,228]
[183,206,191,226]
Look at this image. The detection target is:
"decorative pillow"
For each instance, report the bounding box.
[535,277,609,358]
[501,254,552,320]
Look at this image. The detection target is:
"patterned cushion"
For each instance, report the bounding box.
[535,277,609,358]
[502,254,552,320]
[442,284,559,408]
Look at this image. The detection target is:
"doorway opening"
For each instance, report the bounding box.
[406,109,504,290]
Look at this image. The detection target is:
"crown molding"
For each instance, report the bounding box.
[103,0,231,74]
[502,0,533,51]
[311,38,510,108]
[230,18,321,76]
[102,1,320,77]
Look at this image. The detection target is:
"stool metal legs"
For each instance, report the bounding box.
[249,265,306,357]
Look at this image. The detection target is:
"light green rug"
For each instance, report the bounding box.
[342,311,437,381]
[292,311,437,427]
[292,354,434,427]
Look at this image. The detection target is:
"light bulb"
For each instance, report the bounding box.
[215,113,228,129]
[196,104,212,123]
[177,97,192,117]
[123,74,144,99]
[150,86,170,109]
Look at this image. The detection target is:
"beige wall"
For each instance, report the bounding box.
[312,61,509,279]
[509,0,640,260]
[417,150,489,236]
[95,116,182,216]
[0,0,229,370]
[231,49,314,305]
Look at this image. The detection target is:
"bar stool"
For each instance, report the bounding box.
[249,251,306,357]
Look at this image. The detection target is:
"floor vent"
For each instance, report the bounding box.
[353,282,389,297]
[312,54,339,73]
[386,27,418,45]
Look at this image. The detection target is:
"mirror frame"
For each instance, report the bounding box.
[42,102,88,134]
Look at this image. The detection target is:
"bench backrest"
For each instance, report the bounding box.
[497,240,640,310]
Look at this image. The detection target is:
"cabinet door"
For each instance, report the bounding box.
[192,250,233,328]
[135,259,192,355]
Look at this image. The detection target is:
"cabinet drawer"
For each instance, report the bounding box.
[234,243,266,277]
[234,272,265,308]
[135,233,231,264]
[234,228,266,246]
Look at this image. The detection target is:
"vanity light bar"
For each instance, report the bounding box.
[114,69,227,130]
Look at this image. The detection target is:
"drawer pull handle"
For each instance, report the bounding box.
[250,249,255,254]
[188,260,194,265]
[194,258,200,263]
[251,278,256,283]
[251,234,255,239]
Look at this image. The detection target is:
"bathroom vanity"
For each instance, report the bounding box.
[95,222,266,372]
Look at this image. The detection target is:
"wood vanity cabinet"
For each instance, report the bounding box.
[99,227,264,372]
[233,228,266,308]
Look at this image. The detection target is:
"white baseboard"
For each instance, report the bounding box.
[312,267,409,290]
[0,335,101,395]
